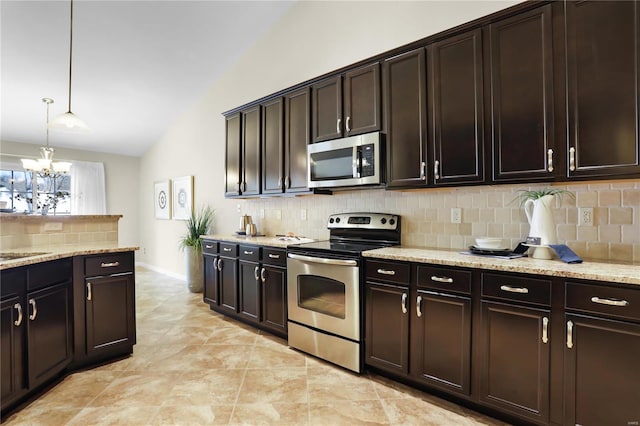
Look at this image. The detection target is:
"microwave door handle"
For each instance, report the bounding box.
[353,147,361,178]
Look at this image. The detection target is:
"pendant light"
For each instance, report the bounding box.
[49,0,90,133]
[22,98,72,177]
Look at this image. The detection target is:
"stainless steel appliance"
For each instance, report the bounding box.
[307,132,383,189]
[287,212,401,372]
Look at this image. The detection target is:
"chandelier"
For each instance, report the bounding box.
[21,98,72,178]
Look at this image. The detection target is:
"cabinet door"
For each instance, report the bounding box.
[344,63,381,137]
[1,295,26,408]
[429,29,484,185]
[241,106,261,196]
[489,5,555,182]
[239,260,260,322]
[203,255,219,307]
[312,75,342,143]
[365,282,410,375]
[225,113,241,197]
[85,274,135,357]
[412,290,471,396]
[564,314,640,426]
[218,257,238,313]
[27,282,73,388]
[479,301,550,423]
[566,1,640,178]
[384,48,428,188]
[262,97,285,194]
[261,264,287,336]
[284,88,311,193]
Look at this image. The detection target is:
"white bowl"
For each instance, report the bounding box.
[475,237,504,249]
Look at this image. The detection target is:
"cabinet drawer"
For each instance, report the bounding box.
[84,252,133,277]
[239,245,260,262]
[219,243,238,257]
[263,248,286,267]
[482,272,551,306]
[566,282,640,322]
[366,260,410,285]
[202,240,218,255]
[28,259,73,291]
[417,265,471,295]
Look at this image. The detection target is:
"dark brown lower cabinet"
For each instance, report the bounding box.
[365,282,410,374]
[412,290,471,396]
[1,294,27,409]
[479,301,550,424]
[239,260,260,321]
[219,256,239,314]
[261,263,287,336]
[203,254,219,307]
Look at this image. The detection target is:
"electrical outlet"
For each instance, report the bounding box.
[579,207,594,226]
[301,209,307,221]
[260,209,265,219]
[451,208,462,224]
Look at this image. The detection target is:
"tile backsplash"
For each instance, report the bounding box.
[238,180,640,262]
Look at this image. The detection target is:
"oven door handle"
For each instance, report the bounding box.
[287,253,358,266]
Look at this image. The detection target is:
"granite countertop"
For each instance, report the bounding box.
[201,234,315,248]
[363,246,640,286]
[0,243,139,270]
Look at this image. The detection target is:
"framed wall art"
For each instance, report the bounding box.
[154,180,171,219]
[172,175,193,220]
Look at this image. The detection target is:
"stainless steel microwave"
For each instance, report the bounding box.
[307,132,383,189]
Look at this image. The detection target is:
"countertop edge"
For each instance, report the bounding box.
[0,245,140,270]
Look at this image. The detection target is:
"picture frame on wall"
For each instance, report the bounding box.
[172,175,193,220]
[154,180,171,220]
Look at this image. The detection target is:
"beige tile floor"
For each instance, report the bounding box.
[4,267,508,426]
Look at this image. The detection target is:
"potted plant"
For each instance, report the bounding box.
[179,205,214,293]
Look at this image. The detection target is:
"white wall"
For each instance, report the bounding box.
[0,140,140,247]
[138,1,520,276]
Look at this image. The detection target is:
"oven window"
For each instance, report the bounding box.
[297,275,346,319]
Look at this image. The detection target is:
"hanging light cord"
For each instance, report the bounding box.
[66,0,74,113]
[45,100,51,147]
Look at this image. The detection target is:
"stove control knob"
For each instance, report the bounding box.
[380,218,387,224]
[329,218,335,224]
[389,218,396,226]
[335,217,341,223]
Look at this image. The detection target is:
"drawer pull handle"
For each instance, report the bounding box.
[223,248,232,252]
[416,295,423,318]
[101,261,120,268]
[500,285,529,294]
[268,254,280,259]
[14,303,23,326]
[567,320,574,349]
[401,293,408,314]
[431,275,453,284]
[87,282,92,301]
[28,298,37,321]
[377,269,396,276]
[205,244,214,249]
[244,250,254,255]
[542,317,549,344]
[591,296,629,307]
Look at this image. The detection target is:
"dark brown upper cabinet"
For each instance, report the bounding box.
[284,88,311,193]
[224,113,241,197]
[261,97,285,195]
[384,48,429,189]
[488,5,556,182]
[240,106,261,197]
[428,29,485,186]
[312,62,381,143]
[565,0,640,179]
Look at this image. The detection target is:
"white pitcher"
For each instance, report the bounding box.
[524,194,557,259]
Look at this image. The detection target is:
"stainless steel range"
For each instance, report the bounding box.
[286,212,401,373]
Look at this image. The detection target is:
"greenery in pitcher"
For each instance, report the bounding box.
[513,188,575,207]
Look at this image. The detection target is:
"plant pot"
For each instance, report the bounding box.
[185,246,203,293]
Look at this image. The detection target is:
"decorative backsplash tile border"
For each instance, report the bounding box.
[238,179,640,263]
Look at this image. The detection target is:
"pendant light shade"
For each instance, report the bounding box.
[50,0,90,133]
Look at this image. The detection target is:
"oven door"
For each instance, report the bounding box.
[287,252,360,341]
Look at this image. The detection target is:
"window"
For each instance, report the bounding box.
[0,169,71,215]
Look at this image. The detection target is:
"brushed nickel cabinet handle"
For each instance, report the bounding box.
[337,118,342,134]
[401,293,408,314]
[377,269,396,276]
[416,295,423,318]
[244,250,254,255]
[569,147,576,171]
[286,176,291,189]
[261,268,266,283]
[431,275,453,284]
[213,258,219,270]
[500,285,529,294]
[28,298,37,321]
[542,317,549,344]
[346,116,351,133]
[567,320,574,349]
[434,160,440,180]
[254,266,260,281]
[87,282,92,301]
[205,244,214,249]
[268,254,280,259]
[14,303,23,326]
[420,161,427,181]
[547,149,554,172]
[223,248,232,252]
[591,296,629,307]
[101,261,120,268]
[217,259,223,272]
